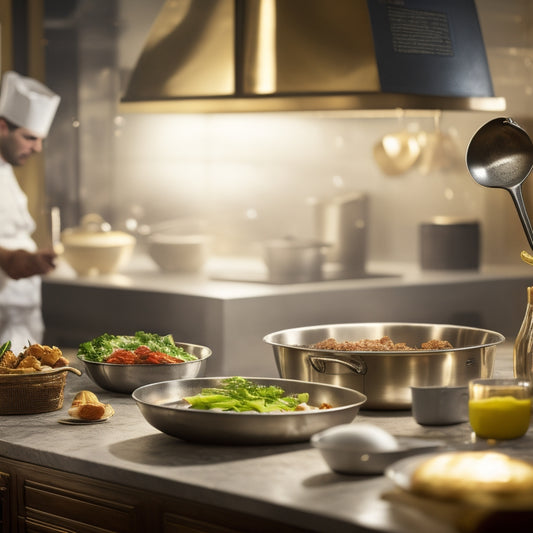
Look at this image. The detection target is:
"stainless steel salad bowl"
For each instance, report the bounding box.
[264,323,505,410]
[132,377,367,444]
[77,342,212,393]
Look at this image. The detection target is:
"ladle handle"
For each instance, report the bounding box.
[509,185,533,251]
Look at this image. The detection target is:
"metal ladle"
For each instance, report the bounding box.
[466,117,533,251]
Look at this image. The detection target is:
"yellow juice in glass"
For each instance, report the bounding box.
[469,395,532,439]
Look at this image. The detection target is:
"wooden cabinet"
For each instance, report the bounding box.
[0,457,307,533]
[0,469,12,533]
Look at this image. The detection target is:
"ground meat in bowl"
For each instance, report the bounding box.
[311,335,453,351]
[420,339,454,350]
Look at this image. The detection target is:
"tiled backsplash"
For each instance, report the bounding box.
[110,112,489,263]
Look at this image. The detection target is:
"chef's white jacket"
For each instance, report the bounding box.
[0,160,44,352]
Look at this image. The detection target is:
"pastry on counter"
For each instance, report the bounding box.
[411,451,533,505]
[68,390,114,421]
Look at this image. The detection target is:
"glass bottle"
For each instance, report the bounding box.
[514,286,533,380]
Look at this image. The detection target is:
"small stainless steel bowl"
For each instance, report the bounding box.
[77,342,212,393]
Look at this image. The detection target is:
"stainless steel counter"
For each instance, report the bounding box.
[1,345,531,533]
[45,254,533,299]
[43,255,533,377]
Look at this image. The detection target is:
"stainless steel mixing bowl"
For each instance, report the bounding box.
[263,323,505,410]
[77,342,212,393]
[132,377,367,444]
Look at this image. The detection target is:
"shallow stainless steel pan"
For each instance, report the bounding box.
[263,323,505,410]
[132,377,366,445]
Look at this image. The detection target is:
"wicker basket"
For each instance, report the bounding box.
[0,367,81,415]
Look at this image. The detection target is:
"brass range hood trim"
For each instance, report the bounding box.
[119,93,506,115]
[120,0,506,114]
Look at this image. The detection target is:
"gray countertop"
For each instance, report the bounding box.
[2,344,532,533]
[45,253,533,299]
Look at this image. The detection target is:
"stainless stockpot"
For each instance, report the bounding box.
[263,323,505,410]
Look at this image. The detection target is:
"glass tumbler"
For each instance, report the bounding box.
[469,378,532,440]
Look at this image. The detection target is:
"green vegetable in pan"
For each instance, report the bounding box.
[184,376,310,413]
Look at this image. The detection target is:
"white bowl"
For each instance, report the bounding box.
[148,234,209,273]
[311,424,443,475]
[62,230,136,276]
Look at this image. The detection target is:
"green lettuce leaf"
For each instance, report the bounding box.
[78,331,197,362]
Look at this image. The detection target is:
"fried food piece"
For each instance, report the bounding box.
[68,390,115,421]
[52,356,70,368]
[23,343,63,366]
[0,343,69,374]
[16,355,41,371]
[15,344,68,373]
[41,346,63,366]
[0,350,18,368]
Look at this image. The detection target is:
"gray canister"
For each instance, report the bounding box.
[420,217,480,270]
[315,192,368,273]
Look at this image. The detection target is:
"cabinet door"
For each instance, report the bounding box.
[162,505,312,533]
[0,471,11,533]
[164,511,239,533]
[1,458,309,533]
[22,478,144,533]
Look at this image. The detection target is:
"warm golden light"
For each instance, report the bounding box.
[255,0,277,94]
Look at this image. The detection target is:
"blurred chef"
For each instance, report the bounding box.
[0,71,60,352]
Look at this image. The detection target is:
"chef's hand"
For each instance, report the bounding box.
[0,247,56,279]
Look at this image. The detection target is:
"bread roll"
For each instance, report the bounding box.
[72,403,106,420]
[68,390,114,421]
[411,451,533,502]
[71,390,100,406]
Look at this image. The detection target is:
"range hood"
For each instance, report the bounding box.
[120,0,506,114]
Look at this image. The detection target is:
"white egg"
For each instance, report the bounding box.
[316,423,399,452]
